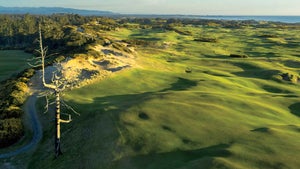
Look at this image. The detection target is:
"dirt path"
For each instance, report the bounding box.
[0,94,42,159]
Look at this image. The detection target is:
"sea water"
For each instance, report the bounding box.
[196,16,300,23]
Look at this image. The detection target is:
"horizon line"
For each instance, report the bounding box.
[0,6,299,17]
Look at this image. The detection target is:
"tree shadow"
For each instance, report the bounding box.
[112,143,232,169]
[288,102,300,117]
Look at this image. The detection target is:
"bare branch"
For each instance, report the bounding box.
[61,100,80,116]
[37,91,50,98]
[43,95,49,114]
[51,72,57,83]
[27,62,41,68]
[35,49,42,55]
[44,83,57,89]
[59,114,72,123]
[27,57,41,62]
[48,53,59,58]
[49,101,56,105]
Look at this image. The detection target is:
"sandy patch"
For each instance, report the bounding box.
[30,43,137,91]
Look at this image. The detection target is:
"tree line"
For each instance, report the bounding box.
[0,14,119,52]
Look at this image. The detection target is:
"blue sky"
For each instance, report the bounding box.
[0,0,299,15]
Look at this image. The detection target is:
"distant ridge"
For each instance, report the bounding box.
[0,6,117,16]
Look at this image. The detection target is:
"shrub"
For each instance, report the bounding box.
[22,68,35,78]
[19,77,29,83]
[14,81,29,92]
[9,90,27,106]
[185,67,192,73]
[194,37,218,43]
[280,72,299,83]
[1,106,23,118]
[0,118,24,148]
[229,54,248,58]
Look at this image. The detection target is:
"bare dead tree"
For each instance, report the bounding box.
[30,24,79,158]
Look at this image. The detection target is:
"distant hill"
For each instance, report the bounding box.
[0,6,117,16]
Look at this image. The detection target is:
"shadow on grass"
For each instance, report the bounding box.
[245,51,279,58]
[251,127,270,133]
[288,102,300,117]
[283,60,300,68]
[232,62,280,79]
[112,144,232,169]
[262,85,292,94]
[203,70,232,77]
[61,77,200,168]
[161,78,198,92]
[285,41,300,49]
[67,77,199,119]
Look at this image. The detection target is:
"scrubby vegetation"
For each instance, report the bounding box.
[0,67,34,148]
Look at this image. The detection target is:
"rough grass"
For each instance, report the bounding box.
[24,24,300,169]
[0,50,32,81]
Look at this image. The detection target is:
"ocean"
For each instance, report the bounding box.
[195,16,300,23]
[129,14,300,24]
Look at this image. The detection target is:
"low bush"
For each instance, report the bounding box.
[0,106,23,119]
[22,68,35,78]
[194,37,218,43]
[0,67,33,148]
[280,72,299,83]
[229,54,248,58]
[0,118,24,148]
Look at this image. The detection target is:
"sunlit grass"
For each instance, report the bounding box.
[28,24,300,169]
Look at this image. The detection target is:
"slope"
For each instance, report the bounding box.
[24,23,300,169]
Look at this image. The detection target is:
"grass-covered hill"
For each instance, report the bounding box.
[1,17,300,169]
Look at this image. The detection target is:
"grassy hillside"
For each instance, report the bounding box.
[22,23,300,168]
[0,50,32,81]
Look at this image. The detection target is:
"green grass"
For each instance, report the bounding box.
[0,50,33,81]
[25,24,300,169]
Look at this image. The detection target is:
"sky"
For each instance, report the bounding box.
[0,0,299,15]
